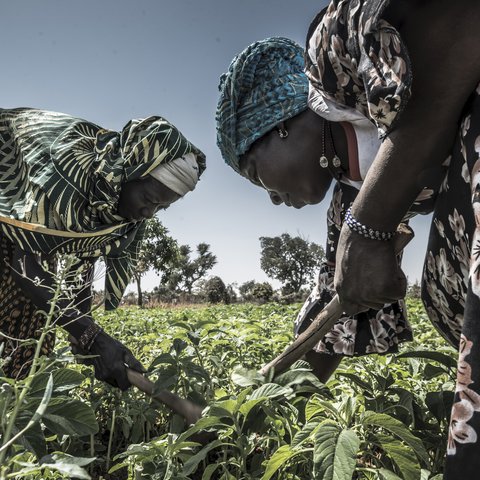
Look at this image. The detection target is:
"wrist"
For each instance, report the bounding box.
[60,314,94,339]
[345,207,396,241]
[77,323,103,352]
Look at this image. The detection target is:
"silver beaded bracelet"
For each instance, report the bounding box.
[78,323,103,351]
[345,207,395,241]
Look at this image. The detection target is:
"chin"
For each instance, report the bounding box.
[312,189,329,205]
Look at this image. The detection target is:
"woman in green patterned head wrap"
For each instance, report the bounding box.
[0,107,205,389]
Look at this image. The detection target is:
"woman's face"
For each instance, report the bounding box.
[117,176,181,222]
[239,109,333,208]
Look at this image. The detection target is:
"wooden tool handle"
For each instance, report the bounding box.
[126,369,203,426]
[259,224,414,377]
[69,335,203,425]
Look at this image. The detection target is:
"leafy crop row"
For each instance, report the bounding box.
[1,299,455,479]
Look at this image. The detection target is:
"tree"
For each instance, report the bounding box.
[251,282,274,303]
[407,279,422,299]
[238,280,273,303]
[260,233,325,294]
[239,280,257,302]
[199,276,230,303]
[161,242,217,294]
[133,217,179,307]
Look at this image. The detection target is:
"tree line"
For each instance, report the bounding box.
[120,217,326,307]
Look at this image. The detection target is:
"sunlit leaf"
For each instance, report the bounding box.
[249,383,292,400]
[373,434,420,480]
[361,411,429,466]
[262,445,305,480]
[231,366,264,386]
[313,420,360,480]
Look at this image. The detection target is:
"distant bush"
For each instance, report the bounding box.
[198,276,231,304]
[239,280,273,303]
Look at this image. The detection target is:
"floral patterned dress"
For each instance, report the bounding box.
[294,1,480,476]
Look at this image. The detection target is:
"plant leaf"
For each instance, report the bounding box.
[32,374,53,422]
[377,468,403,480]
[42,400,98,436]
[202,463,221,480]
[231,366,264,386]
[396,351,456,370]
[249,383,292,400]
[181,439,223,476]
[261,445,305,480]
[374,434,420,480]
[361,411,429,466]
[313,420,359,480]
[29,369,85,396]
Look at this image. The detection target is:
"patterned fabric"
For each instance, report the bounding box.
[305,0,411,138]
[294,182,413,356]
[216,37,309,173]
[0,235,56,379]
[420,87,480,477]
[0,108,206,309]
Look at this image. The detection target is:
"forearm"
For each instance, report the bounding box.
[352,0,480,232]
[11,247,94,338]
[351,109,458,232]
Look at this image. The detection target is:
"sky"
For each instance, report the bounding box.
[0,0,432,292]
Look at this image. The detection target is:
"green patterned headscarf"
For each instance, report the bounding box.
[216,37,309,174]
[0,108,206,309]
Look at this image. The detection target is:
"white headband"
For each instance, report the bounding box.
[149,152,199,196]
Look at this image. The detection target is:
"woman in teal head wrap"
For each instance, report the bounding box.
[217,3,480,475]
[216,35,419,382]
[0,107,205,389]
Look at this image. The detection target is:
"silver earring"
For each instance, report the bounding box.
[319,155,329,168]
[277,127,288,138]
[320,119,343,179]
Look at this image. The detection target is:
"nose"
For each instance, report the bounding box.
[269,191,283,205]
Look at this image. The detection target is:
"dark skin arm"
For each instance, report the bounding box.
[11,247,93,337]
[335,0,480,313]
[10,247,144,390]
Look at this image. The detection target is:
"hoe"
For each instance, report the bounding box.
[73,224,412,428]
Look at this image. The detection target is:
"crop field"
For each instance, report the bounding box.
[0,299,455,480]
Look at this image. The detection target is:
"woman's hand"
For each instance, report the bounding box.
[334,224,407,315]
[73,331,146,391]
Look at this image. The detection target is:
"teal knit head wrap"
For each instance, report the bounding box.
[216,37,309,174]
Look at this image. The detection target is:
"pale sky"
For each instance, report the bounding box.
[1,0,432,292]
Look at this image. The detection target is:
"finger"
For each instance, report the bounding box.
[124,351,147,374]
[116,367,131,391]
[341,302,369,316]
[92,358,107,382]
[362,303,387,311]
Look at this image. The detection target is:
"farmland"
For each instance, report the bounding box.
[1,299,455,480]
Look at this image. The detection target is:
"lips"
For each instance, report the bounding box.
[282,194,306,209]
